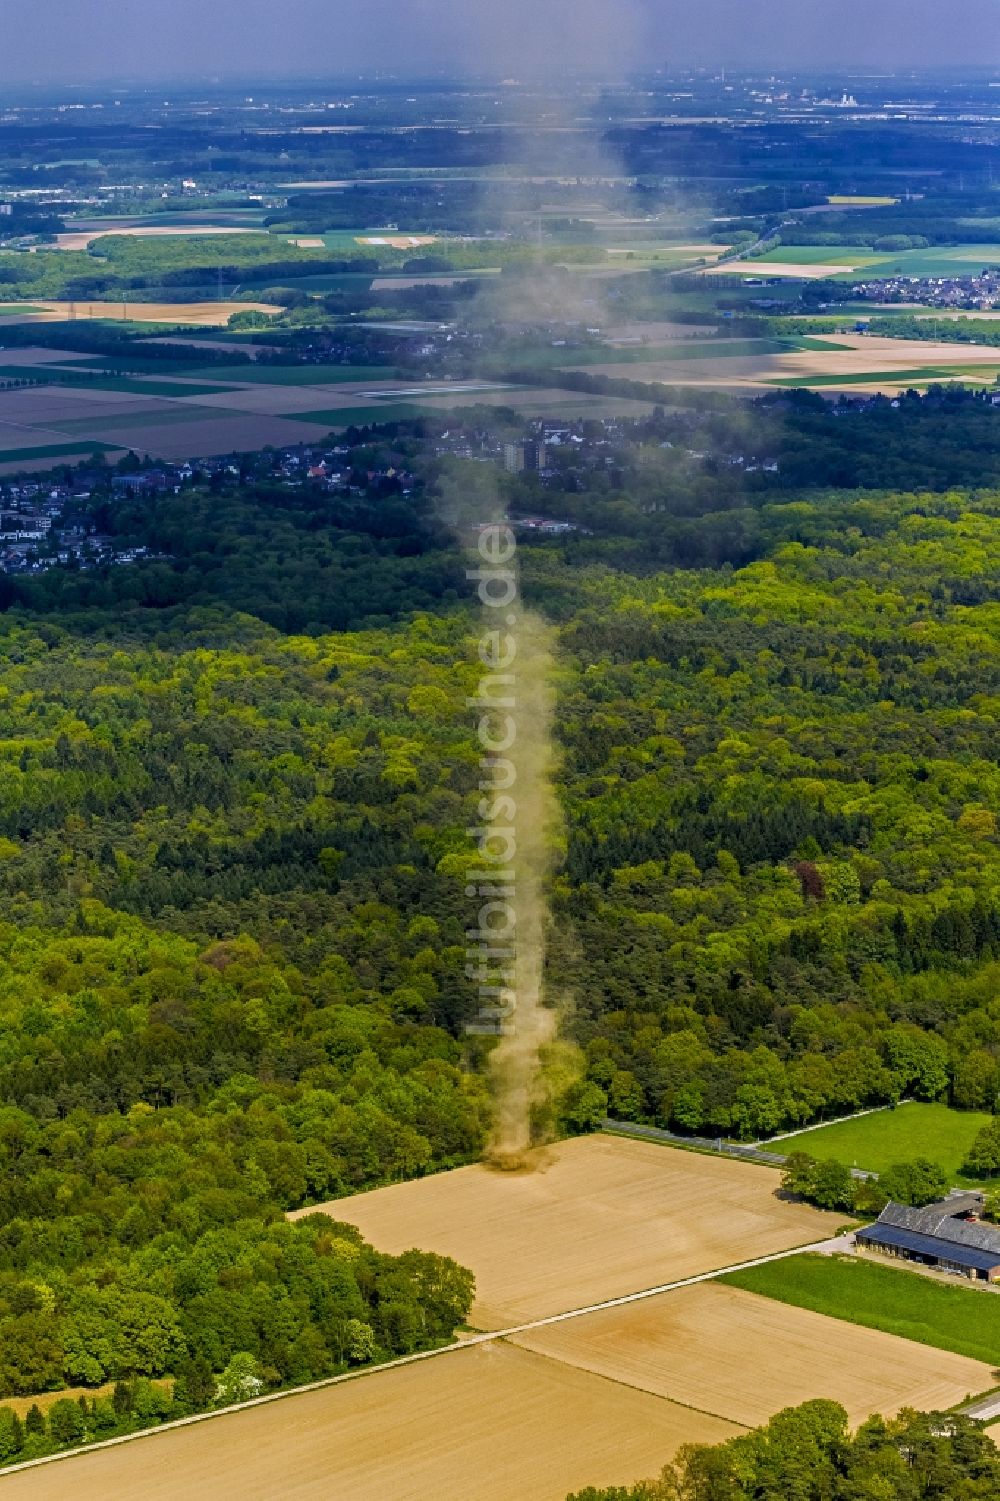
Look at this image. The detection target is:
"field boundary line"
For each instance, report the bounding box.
[499,1336,754,1433]
[0,1239,836,1479]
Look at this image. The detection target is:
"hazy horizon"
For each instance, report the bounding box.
[2,0,999,86]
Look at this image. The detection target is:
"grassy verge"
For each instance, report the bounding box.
[722,1253,1000,1368]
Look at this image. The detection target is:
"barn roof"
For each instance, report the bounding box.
[877,1197,1000,1256]
[858,1222,1000,1274]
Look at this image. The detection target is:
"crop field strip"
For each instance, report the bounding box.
[292,1135,843,1329]
[7,1135,998,1496]
[722,1251,1000,1363]
[507,1281,995,1430]
[0,373,668,467]
[0,1344,742,1501]
[705,242,1000,280]
[3,326,997,467]
[0,300,283,326]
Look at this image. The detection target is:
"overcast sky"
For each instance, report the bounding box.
[2,0,999,85]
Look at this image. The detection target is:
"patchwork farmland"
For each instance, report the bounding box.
[0,300,283,326]
[8,1134,998,1499]
[0,354,665,469]
[509,1281,994,1428]
[2,325,998,473]
[0,1344,740,1501]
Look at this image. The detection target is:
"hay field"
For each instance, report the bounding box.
[510,1282,995,1429]
[564,332,1000,393]
[703,259,869,279]
[356,233,439,249]
[0,1344,739,1501]
[294,1134,840,1328]
[828,195,899,206]
[54,226,267,251]
[758,332,1000,390]
[11,300,282,326]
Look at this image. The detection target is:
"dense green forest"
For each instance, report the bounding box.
[4,394,1000,1431]
[535,490,1000,1137]
[0,600,490,1409]
[567,1401,1000,1500]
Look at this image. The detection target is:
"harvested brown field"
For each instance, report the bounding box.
[356,233,439,249]
[565,332,1000,394]
[0,346,90,365]
[54,226,267,251]
[780,331,1000,372]
[0,389,173,420]
[914,308,1000,321]
[701,259,863,279]
[75,414,338,459]
[167,384,370,413]
[2,1380,170,1420]
[294,1134,841,1328]
[10,300,282,326]
[0,1344,739,1501]
[510,1282,996,1428]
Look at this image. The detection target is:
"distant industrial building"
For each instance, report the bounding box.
[858,1193,1000,1282]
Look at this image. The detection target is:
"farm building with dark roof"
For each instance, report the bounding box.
[857,1192,1000,1282]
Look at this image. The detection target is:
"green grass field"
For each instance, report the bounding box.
[779,1103,993,1182]
[292,403,426,427]
[27,374,240,397]
[750,243,1000,281]
[773,367,1000,389]
[242,273,376,293]
[0,440,120,463]
[877,246,1000,277]
[756,247,885,267]
[177,364,404,385]
[492,337,809,375]
[722,1253,1000,1371]
[284,229,375,250]
[0,366,79,382]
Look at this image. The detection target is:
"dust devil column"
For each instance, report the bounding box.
[466,523,558,1168]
